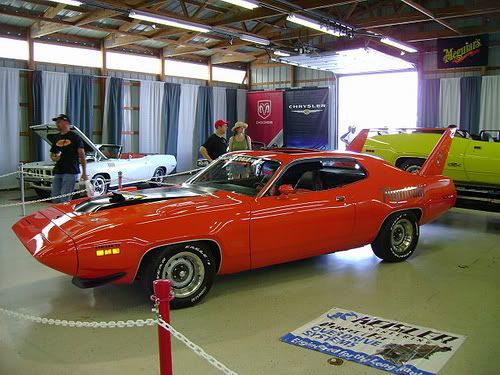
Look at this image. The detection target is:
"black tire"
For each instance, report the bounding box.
[142,243,216,309]
[91,174,109,196]
[399,159,425,174]
[371,212,419,262]
[150,167,167,186]
[34,188,51,199]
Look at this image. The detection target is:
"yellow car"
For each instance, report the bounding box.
[349,128,500,189]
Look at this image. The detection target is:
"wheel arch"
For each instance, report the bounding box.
[375,208,423,237]
[134,239,222,281]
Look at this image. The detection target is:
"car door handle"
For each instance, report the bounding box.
[336,196,345,202]
[474,146,481,149]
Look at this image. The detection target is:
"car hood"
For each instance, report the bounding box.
[73,184,220,213]
[31,124,106,160]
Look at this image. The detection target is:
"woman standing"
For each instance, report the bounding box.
[228,121,252,178]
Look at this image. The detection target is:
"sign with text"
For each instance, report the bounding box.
[281,307,465,375]
[246,91,283,147]
[283,87,329,149]
[437,34,489,69]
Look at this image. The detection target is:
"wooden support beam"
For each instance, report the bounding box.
[105,33,148,49]
[211,51,256,64]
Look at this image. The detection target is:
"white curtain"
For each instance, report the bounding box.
[0,68,20,189]
[139,80,164,153]
[328,84,337,149]
[177,84,198,171]
[439,78,461,128]
[101,77,111,144]
[213,87,226,125]
[122,82,132,152]
[236,89,247,121]
[479,76,500,131]
[42,71,68,159]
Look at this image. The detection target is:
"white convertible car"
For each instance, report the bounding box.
[24,124,177,197]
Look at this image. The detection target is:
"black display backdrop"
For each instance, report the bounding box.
[283,87,329,150]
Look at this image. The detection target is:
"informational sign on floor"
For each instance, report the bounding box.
[281,308,465,375]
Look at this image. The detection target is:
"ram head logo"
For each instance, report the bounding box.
[257,100,271,119]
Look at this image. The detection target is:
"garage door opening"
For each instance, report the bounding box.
[338,71,418,149]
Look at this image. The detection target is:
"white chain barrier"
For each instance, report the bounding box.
[0,306,238,374]
[157,317,238,375]
[0,307,157,328]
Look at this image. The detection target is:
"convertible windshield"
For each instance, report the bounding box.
[189,156,281,196]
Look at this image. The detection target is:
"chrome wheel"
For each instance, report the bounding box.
[92,175,108,195]
[152,167,166,183]
[160,251,205,298]
[390,218,414,255]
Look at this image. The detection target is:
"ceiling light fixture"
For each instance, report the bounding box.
[380,37,417,53]
[274,50,291,57]
[287,14,346,37]
[50,0,83,6]
[240,34,270,46]
[220,0,259,10]
[129,10,212,33]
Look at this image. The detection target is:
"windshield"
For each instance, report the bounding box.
[188,155,281,197]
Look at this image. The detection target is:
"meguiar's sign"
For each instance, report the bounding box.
[437,34,488,69]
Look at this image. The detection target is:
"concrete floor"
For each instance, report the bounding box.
[0,190,499,375]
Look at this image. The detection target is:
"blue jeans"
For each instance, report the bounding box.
[52,174,78,203]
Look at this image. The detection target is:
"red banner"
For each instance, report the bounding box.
[246,90,283,147]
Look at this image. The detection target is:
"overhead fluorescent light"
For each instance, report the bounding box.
[50,0,83,5]
[274,50,290,57]
[129,10,212,33]
[380,37,417,53]
[287,14,346,37]
[240,34,270,46]
[220,0,259,10]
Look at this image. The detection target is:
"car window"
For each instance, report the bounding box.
[99,145,122,159]
[188,155,281,197]
[266,158,366,196]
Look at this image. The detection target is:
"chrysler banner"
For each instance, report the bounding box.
[437,34,488,69]
[281,307,465,375]
[246,91,283,147]
[284,88,329,149]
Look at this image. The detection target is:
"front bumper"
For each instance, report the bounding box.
[12,207,78,276]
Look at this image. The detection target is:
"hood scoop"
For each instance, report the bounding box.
[75,187,207,213]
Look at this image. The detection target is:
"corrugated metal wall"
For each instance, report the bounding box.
[250,63,335,91]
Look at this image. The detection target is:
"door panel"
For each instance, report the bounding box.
[464,140,500,185]
[250,187,355,269]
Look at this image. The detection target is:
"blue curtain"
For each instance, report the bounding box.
[106,77,123,144]
[31,70,43,161]
[226,88,237,138]
[67,74,94,138]
[417,78,440,127]
[459,77,482,134]
[163,82,181,157]
[195,86,213,153]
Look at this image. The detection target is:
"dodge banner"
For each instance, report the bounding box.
[246,90,283,147]
[283,87,329,149]
[281,307,465,375]
[437,34,488,69]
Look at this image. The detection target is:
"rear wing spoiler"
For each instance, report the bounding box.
[346,127,449,153]
[418,127,456,177]
[347,127,456,176]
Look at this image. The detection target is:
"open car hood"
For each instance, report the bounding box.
[30,124,107,160]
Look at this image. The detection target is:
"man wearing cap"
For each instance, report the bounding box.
[199,119,228,162]
[50,114,88,203]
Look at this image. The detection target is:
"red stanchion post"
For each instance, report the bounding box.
[153,280,173,375]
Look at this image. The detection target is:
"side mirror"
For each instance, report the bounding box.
[278,184,295,195]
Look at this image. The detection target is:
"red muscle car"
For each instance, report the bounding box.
[12,130,456,308]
